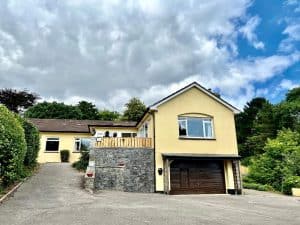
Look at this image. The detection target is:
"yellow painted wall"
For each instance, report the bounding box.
[38,132,92,163]
[136,113,154,139]
[153,87,239,191]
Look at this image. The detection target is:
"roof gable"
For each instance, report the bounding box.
[149,82,240,114]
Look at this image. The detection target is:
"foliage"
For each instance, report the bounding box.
[242,182,274,192]
[60,150,70,162]
[0,105,27,186]
[72,143,89,171]
[0,89,39,113]
[122,97,147,121]
[98,109,121,121]
[282,176,300,195]
[247,129,300,194]
[18,118,40,167]
[25,101,82,119]
[236,99,275,162]
[286,86,300,102]
[76,101,100,120]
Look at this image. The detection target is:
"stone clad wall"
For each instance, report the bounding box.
[94,148,154,193]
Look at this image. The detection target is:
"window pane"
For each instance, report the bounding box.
[46,140,59,151]
[187,118,203,137]
[122,133,131,137]
[75,138,81,151]
[204,121,213,138]
[178,120,187,136]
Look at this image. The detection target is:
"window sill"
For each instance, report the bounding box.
[72,151,81,153]
[179,137,216,140]
[44,151,59,153]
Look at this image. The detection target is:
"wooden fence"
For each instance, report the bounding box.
[95,137,152,148]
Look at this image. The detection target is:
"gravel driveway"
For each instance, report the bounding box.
[0,163,299,225]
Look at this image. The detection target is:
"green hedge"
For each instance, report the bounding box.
[20,118,40,167]
[60,150,70,162]
[0,105,27,186]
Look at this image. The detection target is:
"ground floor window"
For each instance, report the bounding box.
[74,138,81,151]
[45,138,59,151]
[121,133,137,137]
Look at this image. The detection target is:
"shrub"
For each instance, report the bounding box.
[282,176,300,195]
[18,118,40,167]
[247,129,300,193]
[243,182,274,192]
[72,144,89,171]
[60,150,70,162]
[0,105,27,186]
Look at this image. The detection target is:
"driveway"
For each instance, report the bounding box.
[0,163,299,225]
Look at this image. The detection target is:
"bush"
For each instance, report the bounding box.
[247,129,300,193]
[243,182,274,192]
[60,150,70,162]
[0,105,27,186]
[18,118,40,167]
[282,176,300,195]
[72,143,89,171]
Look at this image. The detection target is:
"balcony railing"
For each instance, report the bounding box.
[95,137,152,148]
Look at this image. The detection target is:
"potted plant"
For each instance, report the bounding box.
[60,150,70,162]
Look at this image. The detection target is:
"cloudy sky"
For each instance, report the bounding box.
[0,0,299,111]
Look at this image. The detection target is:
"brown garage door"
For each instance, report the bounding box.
[170,160,225,194]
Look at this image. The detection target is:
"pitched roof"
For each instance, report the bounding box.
[149,82,241,114]
[29,118,137,133]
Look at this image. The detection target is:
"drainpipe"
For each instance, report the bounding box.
[151,110,156,193]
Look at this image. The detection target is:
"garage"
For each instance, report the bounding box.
[169,159,226,194]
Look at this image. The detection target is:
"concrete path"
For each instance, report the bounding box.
[0,163,300,225]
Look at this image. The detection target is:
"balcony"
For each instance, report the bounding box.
[94,137,152,148]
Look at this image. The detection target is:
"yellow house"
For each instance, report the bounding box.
[31,82,241,195]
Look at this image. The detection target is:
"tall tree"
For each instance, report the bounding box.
[286,86,300,102]
[76,101,100,120]
[122,97,147,121]
[25,102,82,119]
[235,97,268,145]
[0,89,39,113]
[98,110,120,121]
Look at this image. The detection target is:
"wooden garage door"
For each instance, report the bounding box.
[170,160,225,194]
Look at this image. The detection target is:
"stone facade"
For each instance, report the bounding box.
[93,148,154,193]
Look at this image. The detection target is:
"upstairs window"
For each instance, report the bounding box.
[46,138,59,151]
[178,117,214,138]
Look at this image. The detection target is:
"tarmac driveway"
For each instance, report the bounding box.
[0,163,299,225]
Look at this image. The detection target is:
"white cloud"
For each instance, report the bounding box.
[0,0,298,112]
[279,79,299,90]
[239,16,265,49]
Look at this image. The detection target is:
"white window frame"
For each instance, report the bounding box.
[74,138,81,152]
[45,137,60,152]
[178,117,214,139]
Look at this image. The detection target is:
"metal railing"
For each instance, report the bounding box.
[95,137,152,148]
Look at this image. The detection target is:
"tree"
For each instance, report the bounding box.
[286,87,300,102]
[122,97,147,121]
[98,110,121,121]
[235,98,268,159]
[247,129,300,194]
[243,101,277,158]
[76,101,100,120]
[0,89,39,113]
[25,101,81,119]
[235,97,268,144]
